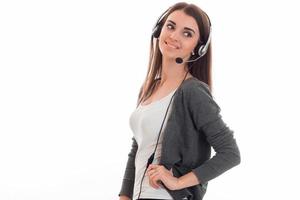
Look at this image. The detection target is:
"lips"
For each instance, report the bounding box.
[164,41,179,49]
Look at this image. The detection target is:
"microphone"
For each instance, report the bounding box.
[175,57,183,64]
[175,54,203,64]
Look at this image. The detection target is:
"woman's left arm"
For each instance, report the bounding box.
[147,83,241,190]
[186,83,241,186]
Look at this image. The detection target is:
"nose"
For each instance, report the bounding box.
[169,30,180,42]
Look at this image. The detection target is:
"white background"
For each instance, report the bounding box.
[0,0,299,199]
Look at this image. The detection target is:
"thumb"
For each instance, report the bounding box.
[169,168,174,175]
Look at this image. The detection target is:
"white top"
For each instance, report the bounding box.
[130,88,177,200]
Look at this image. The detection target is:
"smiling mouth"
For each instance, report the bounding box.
[165,41,179,49]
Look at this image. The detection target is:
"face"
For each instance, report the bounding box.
[158,10,200,60]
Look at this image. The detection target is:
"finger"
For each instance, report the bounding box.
[149,176,159,189]
[148,168,158,178]
[150,179,159,189]
[147,164,158,171]
[150,173,161,188]
[149,178,159,189]
[147,168,155,176]
[153,176,161,188]
[148,171,160,189]
[147,170,158,189]
[147,167,161,177]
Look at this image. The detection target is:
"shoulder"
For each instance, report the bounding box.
[174,77,220,111]
[179,77,212,98]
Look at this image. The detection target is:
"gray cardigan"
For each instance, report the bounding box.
[119,77,241,200]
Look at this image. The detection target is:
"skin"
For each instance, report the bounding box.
[119,10,202,200]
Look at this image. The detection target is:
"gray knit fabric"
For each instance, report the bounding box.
[119,77,241,200]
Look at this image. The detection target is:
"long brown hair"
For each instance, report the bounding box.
[136,2,213,107]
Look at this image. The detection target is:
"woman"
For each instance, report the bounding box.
[119,2,241,200]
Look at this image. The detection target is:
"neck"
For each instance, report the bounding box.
[159,56,190,86]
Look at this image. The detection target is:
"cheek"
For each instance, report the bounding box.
[157,38,164,53]
[158,39,168,54]
[186,40,198,51]
[159,30,167,41]
[180,41,192,51]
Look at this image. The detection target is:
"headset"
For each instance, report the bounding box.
[136,6,212,200]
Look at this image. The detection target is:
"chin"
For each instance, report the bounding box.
[161,53,177,60]
[159,43,179,57]
[161,49,179,58]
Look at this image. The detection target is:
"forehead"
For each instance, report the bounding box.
[166,10,199,33]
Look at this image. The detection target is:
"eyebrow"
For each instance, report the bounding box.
[167,20,196,34]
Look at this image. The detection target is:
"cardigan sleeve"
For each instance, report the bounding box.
[118,136,138,199]
[186,82,241,184]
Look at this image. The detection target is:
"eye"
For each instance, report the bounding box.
[166,23,193,38]
[166,24,174,29]
[184,32,192,38]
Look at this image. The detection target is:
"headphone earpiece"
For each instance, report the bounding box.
[152,7,172,39]
[152,24,162,38]
[197,44,205,57]
[192,41,202,56]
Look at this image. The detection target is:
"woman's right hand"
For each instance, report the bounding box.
[119,195,131,200]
